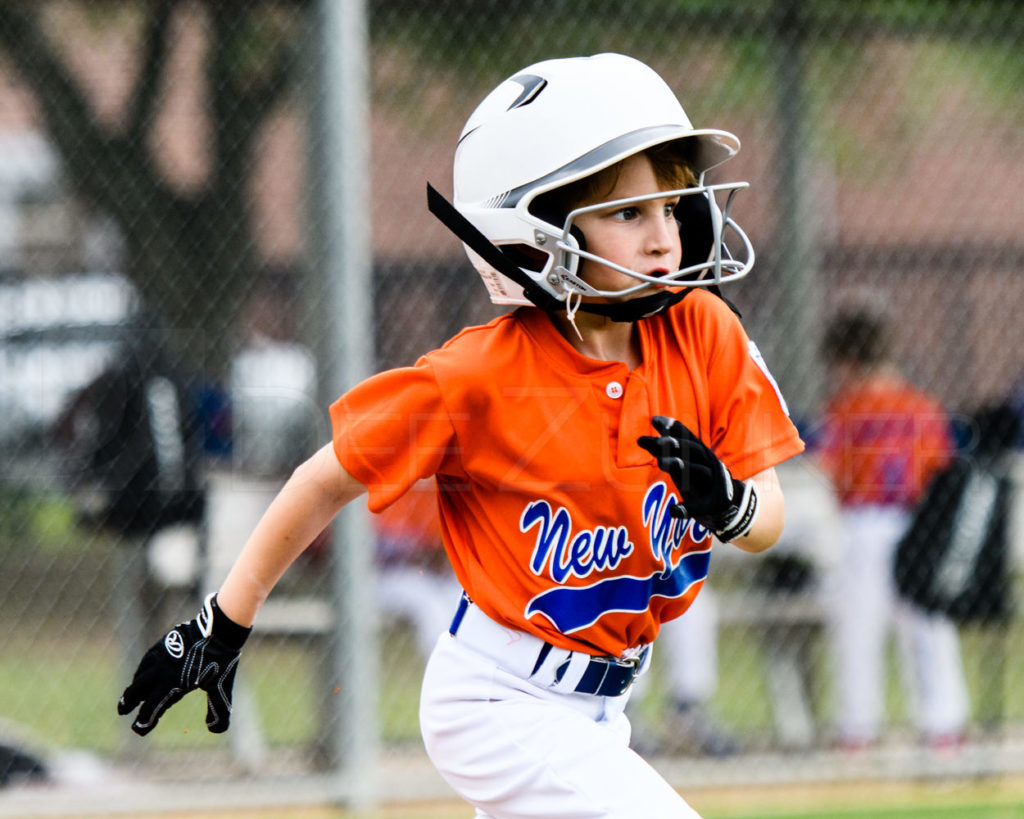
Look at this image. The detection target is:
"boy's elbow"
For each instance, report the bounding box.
[755,504,786,552]
[290,443,366,508]
[730,520,781,554]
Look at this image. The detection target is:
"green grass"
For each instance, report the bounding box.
[3,613,1023,756]
[111,777,1024,818]
[707,619,1024,736]
[0,630,122,752]
[690,776,1024,819]
[3,617,1024,818]
[0,621,425,755]
[706,807,1024,819]
[700,797,1024,819]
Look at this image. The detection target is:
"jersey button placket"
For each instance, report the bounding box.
[605,381,623,400]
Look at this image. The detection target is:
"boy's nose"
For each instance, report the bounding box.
[646,215,678,256]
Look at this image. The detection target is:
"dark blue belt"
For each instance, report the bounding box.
[449,593,647,698]
[556,646,647,697]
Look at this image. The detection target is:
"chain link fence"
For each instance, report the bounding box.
[1,0,1023,813]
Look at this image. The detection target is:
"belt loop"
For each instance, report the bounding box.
[637,644,653,675]
[530,642,554,676]
[449,591,471,635]
[529,644,571,688]
[549,652,592,693]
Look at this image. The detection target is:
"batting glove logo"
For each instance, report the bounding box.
[164,629,185,659]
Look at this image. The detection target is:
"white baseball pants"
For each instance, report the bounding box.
[420,625,701,818]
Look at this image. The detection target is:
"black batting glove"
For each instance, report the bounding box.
[117,593,251,736]
[637,415,759,543]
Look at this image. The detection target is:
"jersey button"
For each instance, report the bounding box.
[605,381,623,399]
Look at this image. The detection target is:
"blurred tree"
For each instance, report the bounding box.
[0,1,304,372]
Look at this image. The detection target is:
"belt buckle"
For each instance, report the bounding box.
[611,646,648,694]
[620,644,648,668]
[596,653,643,697]
[618,653,643,684]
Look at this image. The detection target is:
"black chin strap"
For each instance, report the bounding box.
[427,184,563,312]
[579,290,690,321]
[426,184,737,322]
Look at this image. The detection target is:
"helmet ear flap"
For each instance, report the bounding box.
[675,192,716,275]
[528,198,588,258]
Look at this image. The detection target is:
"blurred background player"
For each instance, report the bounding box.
[818,309,969,750]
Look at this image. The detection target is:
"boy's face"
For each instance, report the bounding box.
[572,154,683,300]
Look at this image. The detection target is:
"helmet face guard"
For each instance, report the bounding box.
[530,182,753,302]
[437,54,755,315]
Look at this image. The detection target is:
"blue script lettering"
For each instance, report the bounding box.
[641,482,710,573]
[521,500,633,583]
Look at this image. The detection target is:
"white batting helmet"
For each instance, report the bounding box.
[443,53,754,313]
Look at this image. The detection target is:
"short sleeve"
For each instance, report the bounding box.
[329,360,458,512]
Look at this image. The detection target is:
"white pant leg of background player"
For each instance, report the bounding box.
[895,599,969,739]
[828,505,968,743]
[827,506,901,743]
[421,635,701,819]
[873,510,968,740]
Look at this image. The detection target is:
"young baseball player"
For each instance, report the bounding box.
[818,310,968,751]
[118,54,803,817]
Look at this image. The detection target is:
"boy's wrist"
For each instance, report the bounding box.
[713,479,759,543]
[203,594,252,651]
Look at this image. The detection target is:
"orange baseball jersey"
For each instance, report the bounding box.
[819,375,952,509]
[331,290,803,657]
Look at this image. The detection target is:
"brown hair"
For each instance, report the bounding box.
[823,310,888,367]
[530,139,698,226]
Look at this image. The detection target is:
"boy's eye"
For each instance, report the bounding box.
[608,199,679,222]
